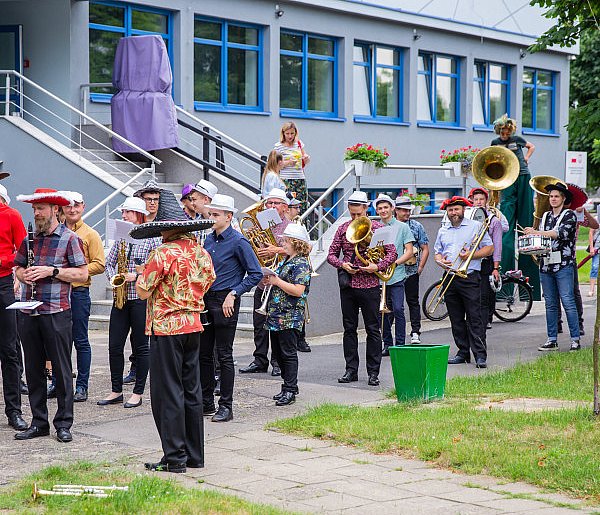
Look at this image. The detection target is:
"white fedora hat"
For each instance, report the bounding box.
[0,184,11,204]
[194,179,218,200]
[117,196,149,215]
[265,188,290,205]
[347,190,369,205]
[207,194,238,214]
[283,223,311,243]
[373,193,394,209]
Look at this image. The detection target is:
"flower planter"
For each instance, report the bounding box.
[344,159,378,176]
[413,205,422,215]
[444,162,462,178]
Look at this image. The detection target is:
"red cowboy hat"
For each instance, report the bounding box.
[566,183,588,210]
[16,188,71,207]
[440,196,473,210]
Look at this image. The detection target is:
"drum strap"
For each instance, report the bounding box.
[540,209,572,250]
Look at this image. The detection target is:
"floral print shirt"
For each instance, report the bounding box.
[265,255,311,331]
[540,208,577,274]
[138,234,216,336]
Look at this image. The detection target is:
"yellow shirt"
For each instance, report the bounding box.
[70,220,105,288]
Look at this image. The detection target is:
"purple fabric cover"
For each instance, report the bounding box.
[111,35,179,153]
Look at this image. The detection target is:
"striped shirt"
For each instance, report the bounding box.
[273,140,305,180]
[105,237,162,301]
[14,223,87,314]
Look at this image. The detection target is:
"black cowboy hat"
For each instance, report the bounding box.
[544,183,573,204]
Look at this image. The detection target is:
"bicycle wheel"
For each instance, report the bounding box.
[493,277,533,322]
[422,279,449,321]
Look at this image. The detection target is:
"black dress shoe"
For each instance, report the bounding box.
[297,341,311,352]
[73,387,88,402]
[47,384,57,399]
[97,394,123,406]
[448,356,470,365]
[56,428,72,443]
[124,398,142,408]
[15,425,50,440]
[211,406,233,422]
[475,358,487,369]
[203,404,217,416]
[381,347,390,357]
[337,371,358,383]
[186,460,204,468]
[239,362,268,374]
[367,374,380,386]
[271,366,281,377]
[144,460,186,473]
[19,380,29,396]
[8,414,28,431]
[273,387,299,400]
[275,391,296,406]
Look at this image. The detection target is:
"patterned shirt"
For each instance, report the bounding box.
[105,236,162,301]
[327,219,398,289]
[266,255,311,331]
[138,234,216,336]
[273,140,305,180]
[14,223,87,314]
[540,208,577,274]
[405,219,429,277]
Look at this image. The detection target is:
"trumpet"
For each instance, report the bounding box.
[255,260,278,316]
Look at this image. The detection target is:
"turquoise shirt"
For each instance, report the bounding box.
[385,218,415,285]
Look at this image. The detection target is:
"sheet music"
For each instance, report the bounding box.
[256,208,282,230]
[106,219,136,244]
[369,225,398,248]
[6,301,43,310]
[261,267,278,277]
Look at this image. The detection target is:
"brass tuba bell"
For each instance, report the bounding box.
[472,146,520,208]
[529,175,568,229]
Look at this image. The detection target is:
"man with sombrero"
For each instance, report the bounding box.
[434,196,494,368]
[134,189,215,473]
[523,183,580,351]
[13,188,88,443]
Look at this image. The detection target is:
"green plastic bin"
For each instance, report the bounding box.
[389,344,450,402]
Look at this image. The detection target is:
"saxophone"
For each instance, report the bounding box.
[110,240,128,310]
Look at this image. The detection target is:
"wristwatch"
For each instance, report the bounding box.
[52,267,59,278]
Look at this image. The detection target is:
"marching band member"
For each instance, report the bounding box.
[134,180,162,222]
[373,194,414,354]
[14,188,88,442]
[200,195,262,422]
[523,184,580,351]
[468,187,503,330]
[240,188,291,376]
[133,190,215,473]
[434,196,493,368]
[327,191,397,386]
[188,179,218,221]
[394,196,429,344]
[265,224,312,406]
[98,196,160,409]
[180,184,197,219]
[0,183,28,432]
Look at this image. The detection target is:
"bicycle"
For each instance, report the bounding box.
[421,270,534,322]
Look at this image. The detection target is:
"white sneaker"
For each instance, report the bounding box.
[410,333,421,344]
[570,340,581,351]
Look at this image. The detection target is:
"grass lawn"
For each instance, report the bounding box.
[0,461,289,514]
[270,349,600,504]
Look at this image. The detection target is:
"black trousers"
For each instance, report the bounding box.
[404,272,422,334]
[340,286,382,376]
[252,287,278,369]
[480,258,495,326]
[19,310,73,430]
[199,290,240,410]
[0,275,22,418]
[445,271,487,361]
[150,333,203,466]
[271,329,299,392]
[108,299,149,395]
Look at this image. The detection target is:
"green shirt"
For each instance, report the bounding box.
[385,219,415,285]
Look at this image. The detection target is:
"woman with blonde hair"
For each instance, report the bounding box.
[262,150,286,198]
[273,122,310,212]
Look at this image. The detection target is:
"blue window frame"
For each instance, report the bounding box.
[417,52,460,126]
[193,18,263,112]
[353,42,404,123]
[88,1,172,102]
[472,61,510,128]
[280,31,338,118]
[522,67,556,134]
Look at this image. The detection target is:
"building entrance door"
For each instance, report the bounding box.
[0,25,23,113]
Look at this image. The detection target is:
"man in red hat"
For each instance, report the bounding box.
[13,188,88,443]
[434,196,494,368]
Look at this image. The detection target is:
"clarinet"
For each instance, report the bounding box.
[27,222,36,301]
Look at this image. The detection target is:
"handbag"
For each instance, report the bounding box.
[337,268,351,290]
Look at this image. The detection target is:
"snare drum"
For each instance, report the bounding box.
[517,234,552,256]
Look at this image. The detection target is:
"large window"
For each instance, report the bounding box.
[194,18,262,111]
[280,31,337,117]
[472,61,510,127]
[522,68,555,133]
[417,53,460,125]
[353,43,404,122]
[89,1,171,101]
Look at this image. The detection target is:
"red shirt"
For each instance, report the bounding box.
[0,203,27,278]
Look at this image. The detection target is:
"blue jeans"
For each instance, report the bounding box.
[540,264,580,341]
[71,287,92,390]
[590,254,599,280]
[382,280,406,347]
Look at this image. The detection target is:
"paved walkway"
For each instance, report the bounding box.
[0,294,598,513]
